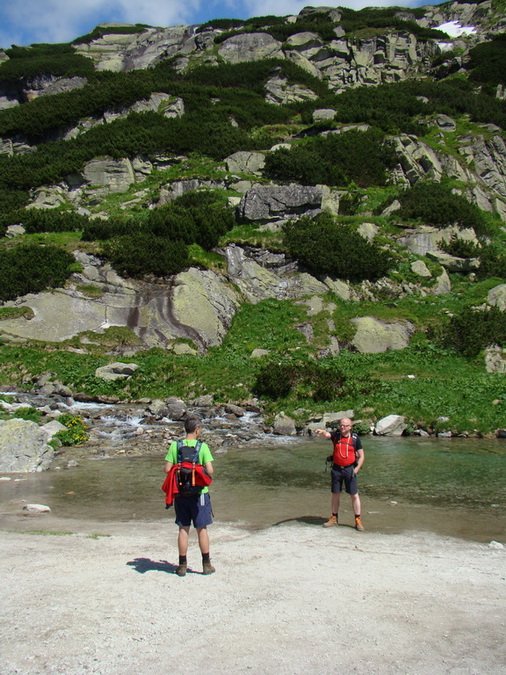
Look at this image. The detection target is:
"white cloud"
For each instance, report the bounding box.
[0,0,203,49]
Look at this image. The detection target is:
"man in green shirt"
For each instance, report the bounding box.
[164,416,215,577]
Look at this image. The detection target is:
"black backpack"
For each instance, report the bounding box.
[176,440,203,496]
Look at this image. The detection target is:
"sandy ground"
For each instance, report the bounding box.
[1,515,505,675]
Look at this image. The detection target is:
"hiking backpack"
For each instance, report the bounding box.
[176,440,203,496]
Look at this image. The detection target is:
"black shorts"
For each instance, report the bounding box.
[174,492,213,528]
[331,465,358,495]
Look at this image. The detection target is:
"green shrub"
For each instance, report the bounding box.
[396,182,488,233]
[0,44,94,82]
[264,129,397,188]
[252,362,297,399]
[0,244,75,301]
[439,234,482,258]
[467,34,506,86]
[283,213,394,282]
[20,209,90,233]
[102,234,189,278]
[476,245,506,279]
[253,358,350,402]
[438,306,506,357]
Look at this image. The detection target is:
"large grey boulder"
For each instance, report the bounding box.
[165,398,187,420]
[237,184,328,224]
[375,415,407,436]
[95,362,139,381]
[218,33,283,64]
[82,157,135,193]
[225,151,266,174]
[272,412,297,436]
[351,317,415,353]
[27,76,88,98]
[0,419,54,472]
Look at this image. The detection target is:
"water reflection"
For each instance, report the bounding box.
[0,436,504,542]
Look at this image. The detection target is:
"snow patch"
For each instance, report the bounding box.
[437,21,477,37]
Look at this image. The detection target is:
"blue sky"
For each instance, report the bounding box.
[0,0,440,51]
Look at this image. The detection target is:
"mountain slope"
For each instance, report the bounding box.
[0,1,505,435]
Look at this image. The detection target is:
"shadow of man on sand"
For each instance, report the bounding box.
[273,515,357,529]
[126,558,177,574]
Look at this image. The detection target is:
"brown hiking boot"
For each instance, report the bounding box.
[323,515,337,528]
[355,516,364,531]
[202,561,215,575]
[176,563,187,577]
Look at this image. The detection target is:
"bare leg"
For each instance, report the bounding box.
[331,492,341,514]
[351,493,361,516]
[197,526,210,554]
[178,526,190,556]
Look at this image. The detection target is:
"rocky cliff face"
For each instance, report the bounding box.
[0,2,505,358]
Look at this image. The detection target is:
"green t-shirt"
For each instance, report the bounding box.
[165,439,213,494]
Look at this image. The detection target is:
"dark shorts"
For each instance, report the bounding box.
[174,492,213,529]
[331,464,358,495]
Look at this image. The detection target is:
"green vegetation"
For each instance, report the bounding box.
[265,129,397,187]
[284,213,394,282]
[389,181,489,234]
[466,34,506,86]
[0,244,75,301]
[437,306,506,357]
[54,414,88,446]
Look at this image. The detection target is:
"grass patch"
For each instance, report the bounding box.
[0,306,35,320]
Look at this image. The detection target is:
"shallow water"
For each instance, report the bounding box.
[1,436,504,543]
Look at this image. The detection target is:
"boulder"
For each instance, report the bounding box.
[272,412,297,436]
[237,184,326,223]
[426,251,480,273]
[351,317,415,353]
[313,108,336,122]
[95,362,139,381]
[165,398,187,420]
[251,349,271,359]
[411,260,432,278]
[0,419,54,472]
[147,400,169,418]
[82,157,135,193]
[225,151,266,174]
[487,284,506,311]
[375,415,407,436]
[484,345,506,374]
[265,74,319,105]
[218,33,283,64]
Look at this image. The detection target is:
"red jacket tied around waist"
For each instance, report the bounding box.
[162,463,213,506]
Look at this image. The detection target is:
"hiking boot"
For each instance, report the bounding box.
[355,516,364,531]
[176,563,187,577]
[323,515,337,528]
[202,561,216,575]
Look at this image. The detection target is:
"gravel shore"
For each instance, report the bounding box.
[1,515,505,674]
